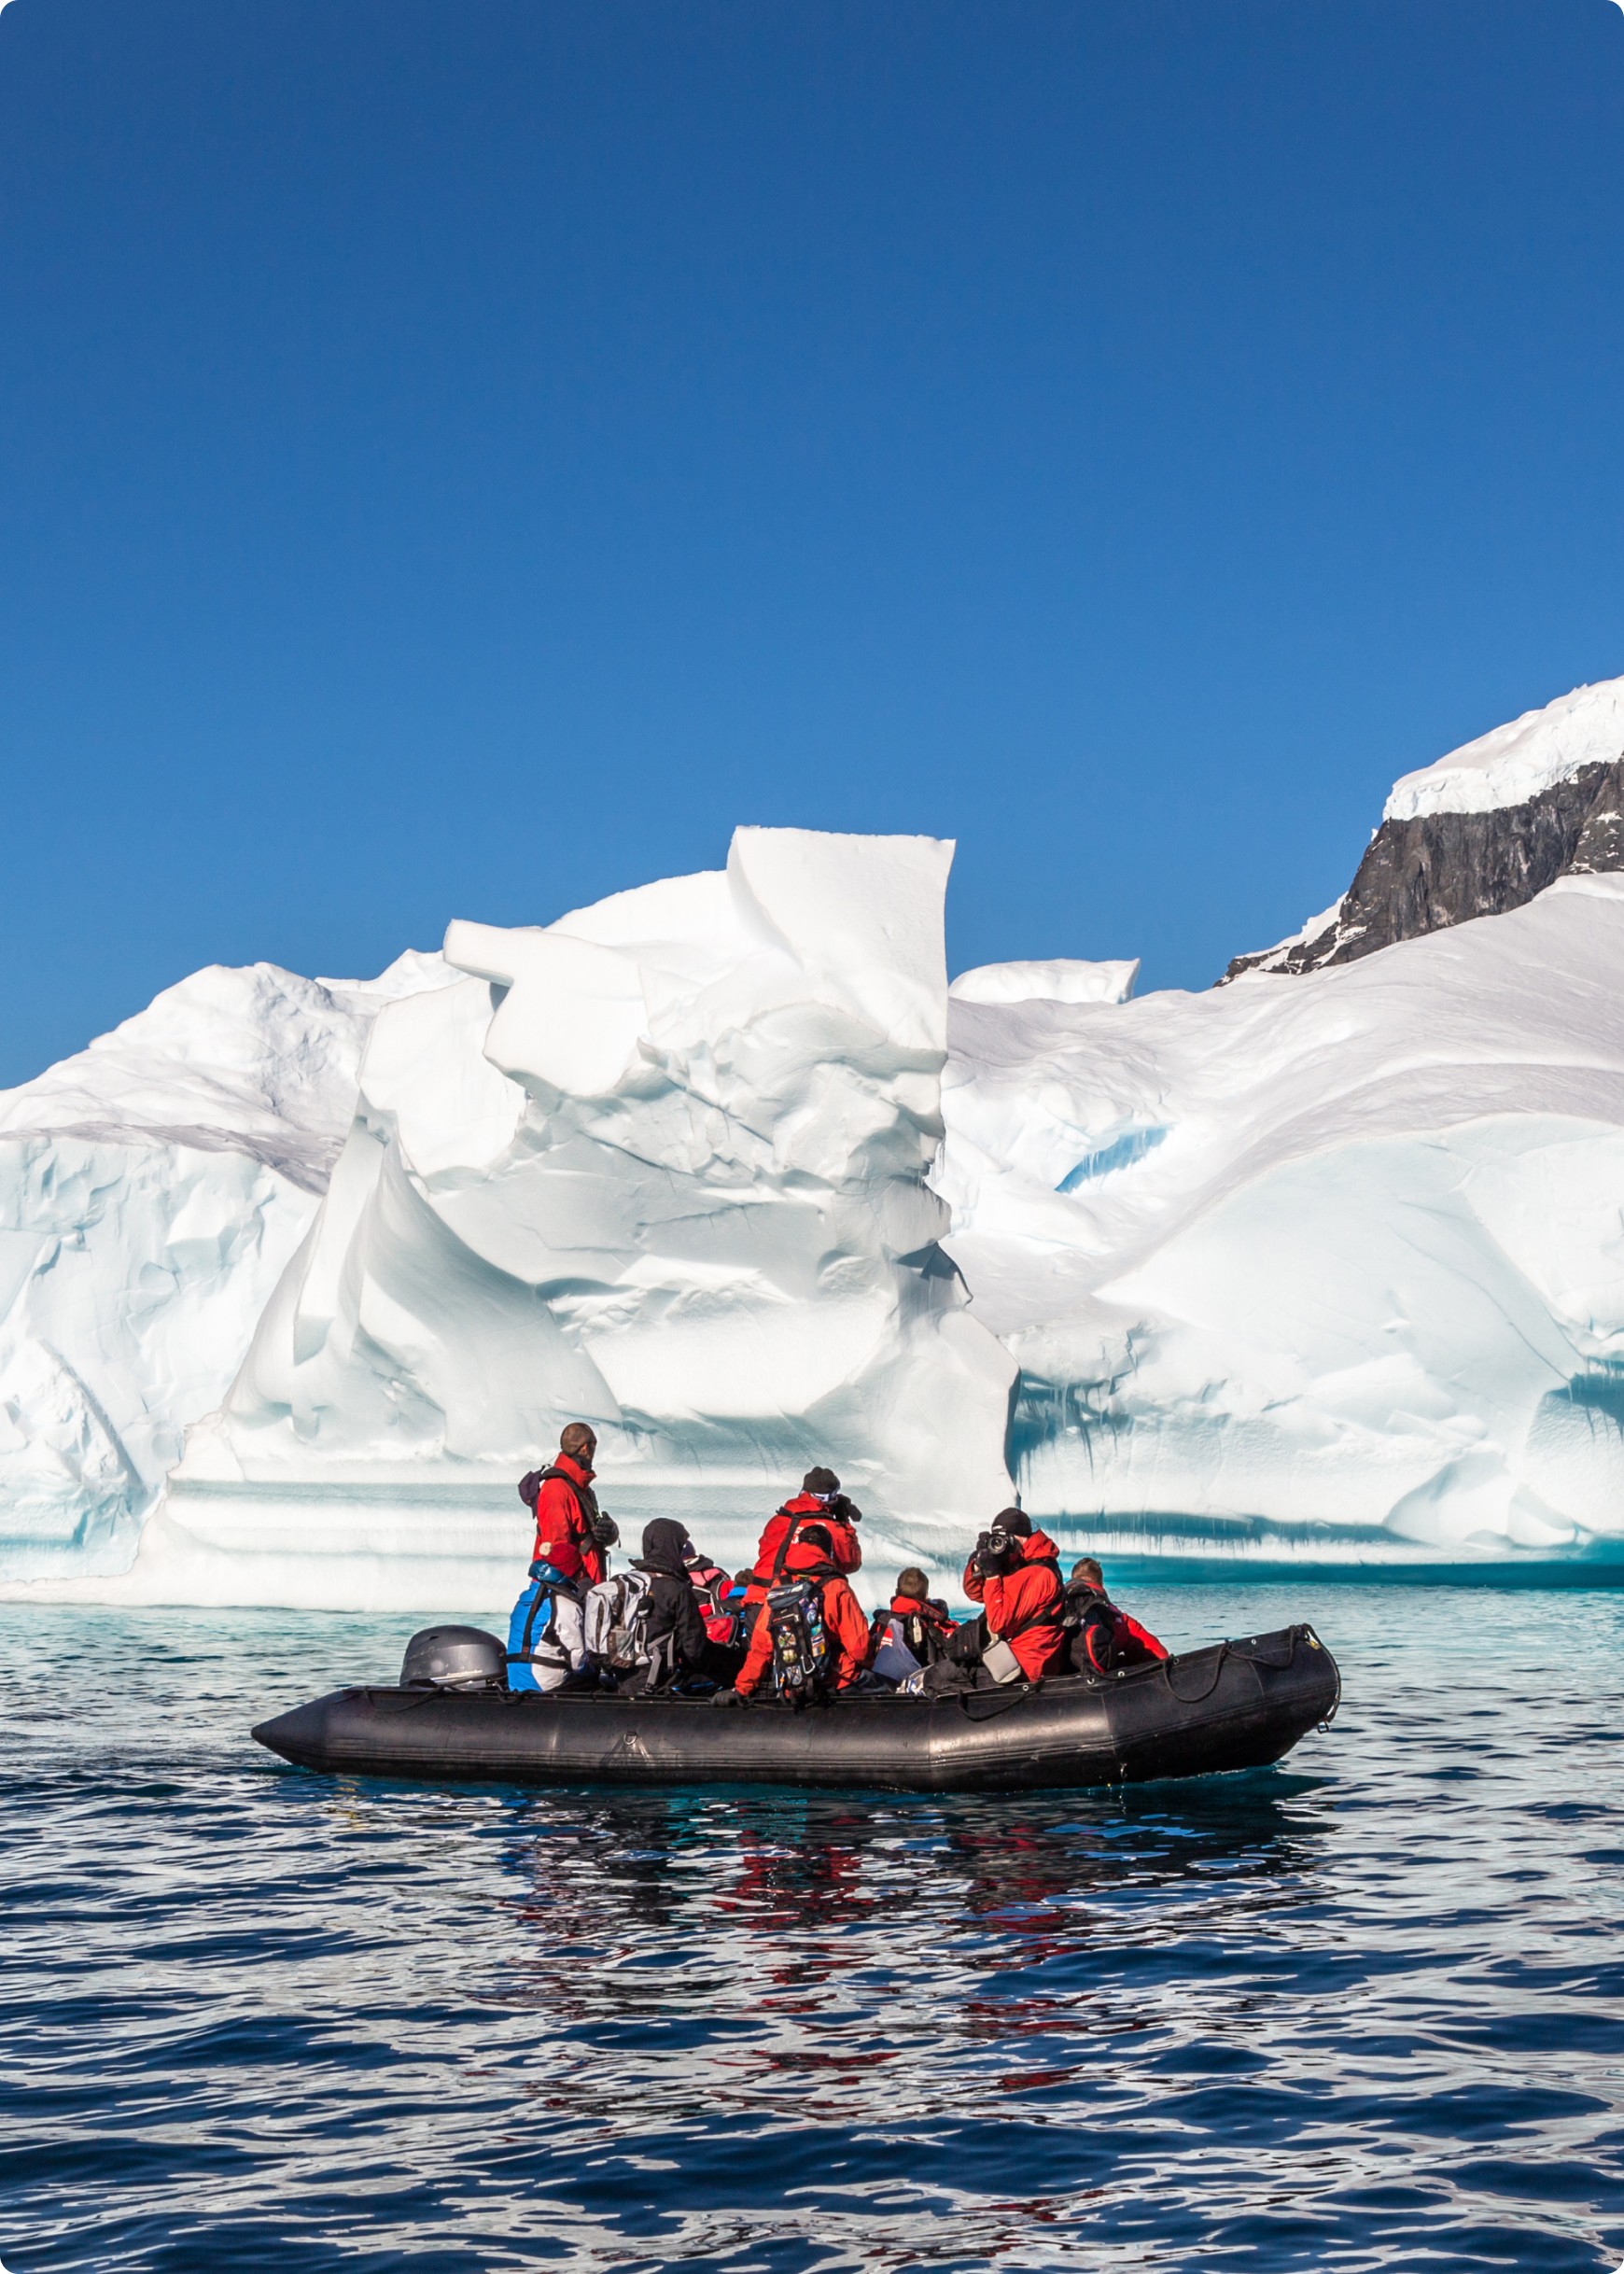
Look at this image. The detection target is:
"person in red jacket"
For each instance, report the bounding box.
[1065,1557,1168,1676]
[963,1510,1068,1681]
[868,1566,956,1681]
[744,1467,862,1610]
[519,1423,615,1591]
[728,1524,872,1700]
[919,1509,1067,1691]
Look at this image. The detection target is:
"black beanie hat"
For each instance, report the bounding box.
[804,1466,840,1496]
[993,1507,1031,1537]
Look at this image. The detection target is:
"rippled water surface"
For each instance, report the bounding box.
[3,1584,1622,2271]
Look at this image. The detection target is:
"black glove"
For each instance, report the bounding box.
[975,1525,1016,1579]
[711,1688,744,1708]
[590,1511,620,1549]
[828,1493,862,1525]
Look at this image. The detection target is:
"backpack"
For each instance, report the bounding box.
[869,1607,942,1684]
[583,1569,655,1670]
[765,1579,832,1702]
[687,1558,737,1647]
[507,1572,585,1692]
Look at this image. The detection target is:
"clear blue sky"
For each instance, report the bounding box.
[2,0,1621,1085]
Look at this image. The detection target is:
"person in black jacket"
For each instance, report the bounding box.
[620,1519,714,1693]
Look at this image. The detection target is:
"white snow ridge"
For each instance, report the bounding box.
[4,757,1624,1606]
[1386,675,1624,820]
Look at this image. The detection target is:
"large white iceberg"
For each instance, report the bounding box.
[89,828,1016,1607]
[9,707,1624,1607]
[941,873,1624,1567]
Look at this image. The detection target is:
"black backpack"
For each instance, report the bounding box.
[765,1580,833,1702]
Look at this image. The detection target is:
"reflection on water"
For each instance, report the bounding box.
[1,1583,1621,2270]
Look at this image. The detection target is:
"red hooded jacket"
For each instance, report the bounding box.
[746,1494,861,1604]
[528,1453,606,1589]
[1074,1592,1168,1675]
[736,1537,871,1697]
[962,1530,1068,1681]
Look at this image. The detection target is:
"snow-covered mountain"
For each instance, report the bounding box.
[6,679,1624,1606]
[1228,676,1624,977]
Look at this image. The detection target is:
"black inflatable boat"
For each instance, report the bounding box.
[252,1622,1337,1794]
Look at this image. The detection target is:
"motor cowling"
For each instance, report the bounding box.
[400,1625,508,1691]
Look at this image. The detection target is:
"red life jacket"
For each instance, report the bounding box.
[736,1540,871,1697]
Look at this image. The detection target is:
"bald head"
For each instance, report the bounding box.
[559,1422,596,1463]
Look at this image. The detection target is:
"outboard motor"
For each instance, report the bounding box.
[400,1625,508,1691]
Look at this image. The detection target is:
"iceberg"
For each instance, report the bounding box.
[942,874,1624,1566]
[949,959,1140,1008]
[60,829,1015,1607]
[0,954,454,1582]
[9,681,1624,1606]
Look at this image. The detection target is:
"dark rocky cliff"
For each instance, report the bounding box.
[1225,755,1624,981]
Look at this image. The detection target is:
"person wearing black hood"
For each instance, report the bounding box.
[618,1518,712,1694]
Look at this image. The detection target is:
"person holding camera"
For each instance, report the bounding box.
[919,1509,1067,1691]
[742,1465,863,1615]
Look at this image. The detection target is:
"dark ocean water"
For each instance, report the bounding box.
[2,1583,1622,2273]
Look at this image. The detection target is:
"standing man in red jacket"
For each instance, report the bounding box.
[508,1423,620,1692]
[743,1467,862,1614]
[729,1523,872,1701]
[520,1422,616,1591]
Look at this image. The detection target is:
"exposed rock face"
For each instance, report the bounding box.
[1226,760,1624,978]
[1225,676,1624,980]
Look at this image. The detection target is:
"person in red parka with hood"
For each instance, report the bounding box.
[920,1509,1067,1691]
[729,1523,872,1701]
[743,1467,862,1611]
[519,1423,615,1591]
[1064,1557,1168,1676]
[963,1509,1068,1681]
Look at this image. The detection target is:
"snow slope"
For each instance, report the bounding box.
[0,956,451,1579]
[941,875,1624,1565]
